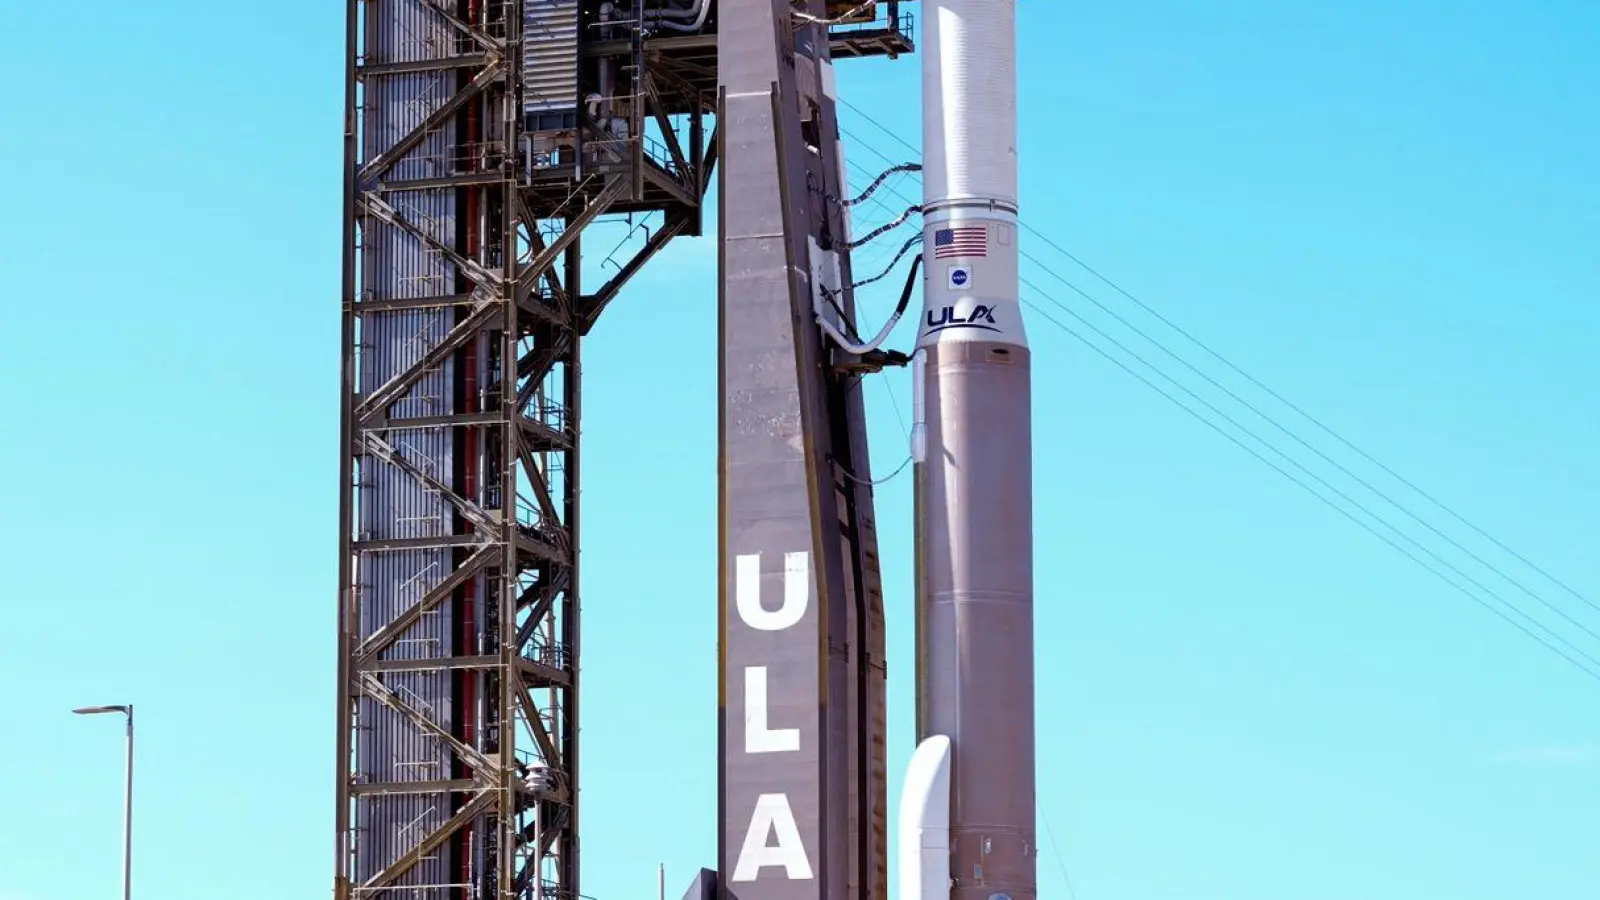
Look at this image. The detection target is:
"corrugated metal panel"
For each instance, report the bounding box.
[522,0,580,115]
[357,0,460,891]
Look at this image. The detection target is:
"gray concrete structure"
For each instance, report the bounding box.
[715,5,911,900]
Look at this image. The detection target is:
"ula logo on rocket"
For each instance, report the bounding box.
[925,305,1000,334]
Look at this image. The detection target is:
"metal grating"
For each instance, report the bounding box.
[522,0,580,122]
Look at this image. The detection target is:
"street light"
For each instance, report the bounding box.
[74,704,133,900]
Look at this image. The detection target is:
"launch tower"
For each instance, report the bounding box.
[335,2,912,900]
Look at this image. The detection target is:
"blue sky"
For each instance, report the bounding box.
[0,2,1596,898]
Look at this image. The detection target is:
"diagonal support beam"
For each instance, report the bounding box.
[355,542,498,661]
[356,297,498,424]
[515,571,569,647]
[362,432,500,534]
[701,124,720,195]
[362,194,502,288]
[515,685,563,772]
[357,60,505,189]
[516,333,574,407]
[418,0,505,55]
[536,806,570,856]
[518,442,564,534]
[580,214,689,334]
[642,55,704,106]
[516,179,631,299]
[645,75,692,177]
[640,157,698,208]
[361,789,497,892]
[515,193,568,308]
[358,672,500,779]
[513,529,570,566]
[513,806,572,895]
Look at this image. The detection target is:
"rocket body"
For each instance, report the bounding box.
[905,3,1036,900]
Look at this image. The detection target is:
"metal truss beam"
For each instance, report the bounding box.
[358,61,508,190]
[360,53,492,77]
[337,3,716,900]
[580,214,688,333]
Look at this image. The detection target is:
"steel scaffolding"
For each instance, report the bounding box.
[336,2,717,898]
[337,3,910,900]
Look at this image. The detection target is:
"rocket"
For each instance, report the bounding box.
[903,3,1036,900]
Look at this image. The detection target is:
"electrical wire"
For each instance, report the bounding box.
[833,94,1598,613]
[810,165,923,211]
[848,162,923,206]
[1022,253,1600,643]
[836,452,913,486]
[844,204,921,250]
[819,285,863,343]
[851,233,923,290]
[882,373,909,439]
[1024,220,1600,614]
[830,123,1600,683]
[813,173,917,484]
[1014,271,1600,651]
[1020,279,1600,674]
[1022,294,1600,684]
[1039,803,1083,900]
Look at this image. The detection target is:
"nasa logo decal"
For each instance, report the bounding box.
[947,265,973,290]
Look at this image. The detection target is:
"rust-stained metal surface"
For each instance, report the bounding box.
[337,2,715,898]
[343,1,910,898]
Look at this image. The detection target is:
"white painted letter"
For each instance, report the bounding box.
[735,551,810,631]
[731,793,814,882]
[744,666,800,753]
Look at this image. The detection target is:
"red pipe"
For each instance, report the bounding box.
[459,6,481,888]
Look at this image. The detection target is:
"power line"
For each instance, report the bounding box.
[1018,263,1600,650]
[836,94,922,156]
[833,96,1597,614]
[1017,221,1600,615]
[1021,254,1600,643]
[1020,281,1600,674]
[1039,803,1083,900]
[1021,295,1600,685]
[831,128,1600,684]
[882,373,909,440]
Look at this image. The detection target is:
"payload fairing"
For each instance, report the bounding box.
[905,2,1037,900]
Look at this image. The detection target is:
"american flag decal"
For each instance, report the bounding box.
[933,225,988,259]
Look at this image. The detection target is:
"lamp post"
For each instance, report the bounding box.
[74,704,133,900]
